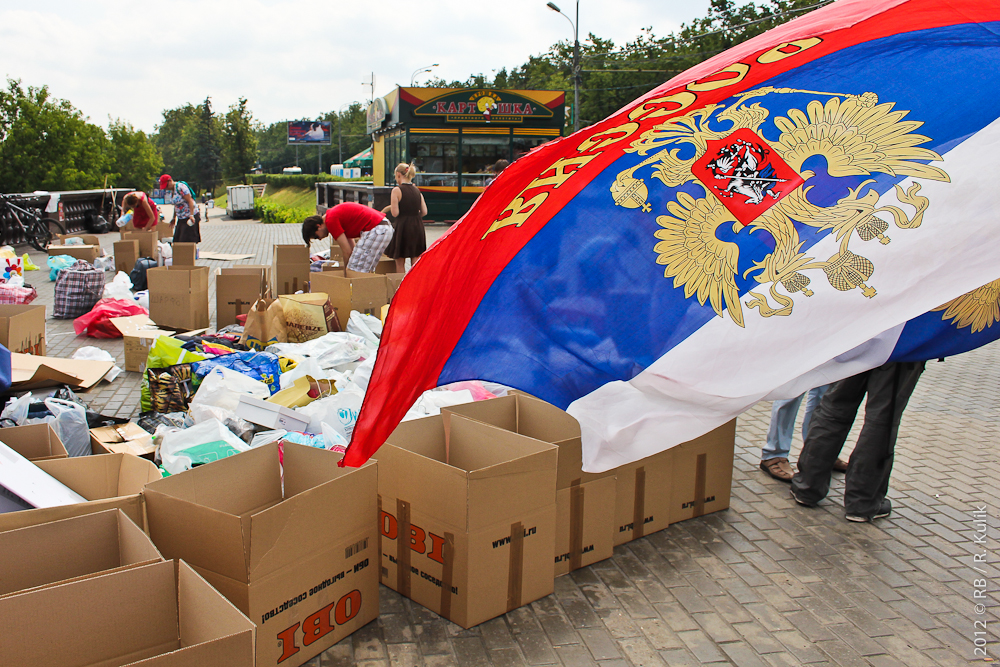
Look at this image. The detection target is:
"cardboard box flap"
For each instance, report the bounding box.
[110,314,173,338]
[515,394,581,442]
[144,491,253,585]
[443,395,518,432]
[0,509,159,597]
[274,245,310,263]
[249,447,376,578]
[11,353,113,390]
[378,444,471,532]
[0,422,67,461]
[34,454,127,500]
[449,415,557,474]
[175,560,256,651]
[0,560,180,667]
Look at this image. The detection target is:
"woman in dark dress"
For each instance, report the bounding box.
[383,162,427,273]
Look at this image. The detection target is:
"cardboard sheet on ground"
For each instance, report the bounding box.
[10,353,114,391]
[198,251,256,261]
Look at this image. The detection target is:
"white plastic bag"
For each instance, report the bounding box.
[350,351,377,391]
[95,256,116,272]
[44,398,91,457]
[134,290,150,310]
[188,366,270,424]
[1,393,32,425]
[72,346,123,382]
[158,241,173,260]
[103,271,133,300]
[346,312,382,347]
[159,418,251,474]
[402,389,476,422]
[296,388,365,438]
[268,332,370,371]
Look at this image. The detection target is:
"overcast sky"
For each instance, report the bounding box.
[0,0,717,134]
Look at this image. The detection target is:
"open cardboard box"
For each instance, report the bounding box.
[0,422,68,461]
[111,315,174,373]
[0,304,45,355]
[172,242,197,266]
[90,423,155,459]
[379,413,558,628]
[309,270,389,331]
[121,229,159,262]
[216,265,270,329]
[0,453,161,533]
[444,394,616,576]
[143,443,378,667]
[147,266,210,330]
[47,244,100,263]
[0,509,162,598]
[114,239,140,275]
[668,420,737,524]
[273,244,311,295]
[0,559,255,667]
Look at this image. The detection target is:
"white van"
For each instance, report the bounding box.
[282,167,303,174]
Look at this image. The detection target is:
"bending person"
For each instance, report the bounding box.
[302,202,393,273]
[121,190,159,230]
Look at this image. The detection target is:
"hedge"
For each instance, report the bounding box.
[246,173,368,190]
[254,198,307,225]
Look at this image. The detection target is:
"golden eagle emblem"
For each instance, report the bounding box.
[933,278,1000,333]
[611,87,950,327]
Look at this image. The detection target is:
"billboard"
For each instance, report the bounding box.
[287,120,332,145]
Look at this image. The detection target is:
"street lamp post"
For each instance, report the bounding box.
[411,64,440,86]
[546,1,580,133]
[337,103,351,164]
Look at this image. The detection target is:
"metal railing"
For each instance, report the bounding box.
[0,189,130,246]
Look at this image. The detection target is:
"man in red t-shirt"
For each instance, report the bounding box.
[302,202,394,272]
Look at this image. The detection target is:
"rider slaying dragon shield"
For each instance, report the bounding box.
[610,87,950,327]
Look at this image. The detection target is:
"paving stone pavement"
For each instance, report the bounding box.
[24,211,1000,666]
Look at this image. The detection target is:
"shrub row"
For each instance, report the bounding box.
[254,198,307,225]
[246,173,367,190]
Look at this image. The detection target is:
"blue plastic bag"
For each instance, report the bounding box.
[48,255,77,281]
[191,351,282,394]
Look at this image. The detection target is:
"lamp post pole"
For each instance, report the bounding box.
[410,64,439,86]
[546,1,580,133]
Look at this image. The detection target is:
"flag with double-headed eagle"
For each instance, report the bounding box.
[342,0,1000,471]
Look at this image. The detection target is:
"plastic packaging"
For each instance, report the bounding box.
[21,254,39,271]
[94,256,116,272]
[116,211,133,228]
[296,387,364,439]
[47,255,76,281]
[103,272,134,300]
[346,312,382,347]
[44,398,91,457]
[191,351,282,395]
[0,245,16,259]
[188,366,270,424]
[158,418,251,474]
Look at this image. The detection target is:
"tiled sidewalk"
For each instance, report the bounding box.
[23,213,1000,666]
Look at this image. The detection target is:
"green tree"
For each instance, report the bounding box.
[192,97,222,194]
[107,119,163,190]
[153,103,199,183]
[0,78,113,192]
[222,97,259,181]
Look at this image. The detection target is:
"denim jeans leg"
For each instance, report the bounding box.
[763,393,805,460]
[801,384,830,440]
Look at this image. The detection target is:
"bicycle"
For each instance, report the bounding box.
[0,194,66,251]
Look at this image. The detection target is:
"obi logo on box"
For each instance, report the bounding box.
[380,510,448,565]
[275,588,364,664]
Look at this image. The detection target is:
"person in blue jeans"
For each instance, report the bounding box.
[760,384,846,481]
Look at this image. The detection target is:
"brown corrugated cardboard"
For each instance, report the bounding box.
[668,420,737,525]
[122,229,160,262]
[444,394,616,574]
[0,453,161,533]
[147,266,210,330]
[373,258,396,274]
[273,244,311,295]
[90,423,155,459]
[10,353,114,390]
[379,413,558,628]
[47,244,100,263]
[144,443,378,667]
[310,270,389,330]
[159,222,175,241]
[114,239,140,274]
[0,509,162,598]
[216,266,269,328]
[386,273,405,300]
[57,233,101,246]
[0,422,67,461]
[0,559,255,667]
[172,242,197,266]
[609,450,675,545]
[0,304,45,355]
[110,315,173,373]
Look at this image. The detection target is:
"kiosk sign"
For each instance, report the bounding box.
[366,98,388,135]
[414,90,555,124]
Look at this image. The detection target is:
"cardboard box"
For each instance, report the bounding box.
[57,233,101,246]
[668,420,737,525]
[0,559,255,667]
[47,244,100,263]
[122,229,159,262]
[10,352,115,391]
[111,315,173,373]
[444,395,616,575]
[0,509,162,598]
[114,239,140,275]
[160,221,175,240]
[0,453,161,533]
[310,270,389,331]
[273,244,311,295]
[373,258,396,274]
[0,440,87,512]
[90,423,155,459]
[235,394,310,431]
[147,265,210,330]
[0,304,45,355]
[216,265,269,329]
[379,413,558,628]
[0,422,67,461]
[386,273,405,300]
[173,242,197,266]
[144,443,379,667]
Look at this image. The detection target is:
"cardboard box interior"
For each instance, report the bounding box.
[0,508,162,598]
[379,413,558,628]
[121,229,159,261]
[47,244,100,263]
[0,422,67,461]
[0,453,161,533]
[0,303,45,355]
[90,423,155,459]
[143,443,378,667]
[0,559,255,667]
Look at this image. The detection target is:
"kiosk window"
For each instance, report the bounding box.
[383,133,405,184]
[513,137,548,161]
[410,135,459,187]
[461,136,509,187]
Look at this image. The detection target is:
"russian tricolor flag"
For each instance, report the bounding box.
[343,0,1000,471]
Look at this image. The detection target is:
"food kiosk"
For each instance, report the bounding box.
[367,87,566,221]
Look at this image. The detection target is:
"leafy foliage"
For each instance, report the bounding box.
[247,173,365,189]
[254,197,307,225]
[223,97,260,181]
[256,103,369,175]
[107,119,163,190]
